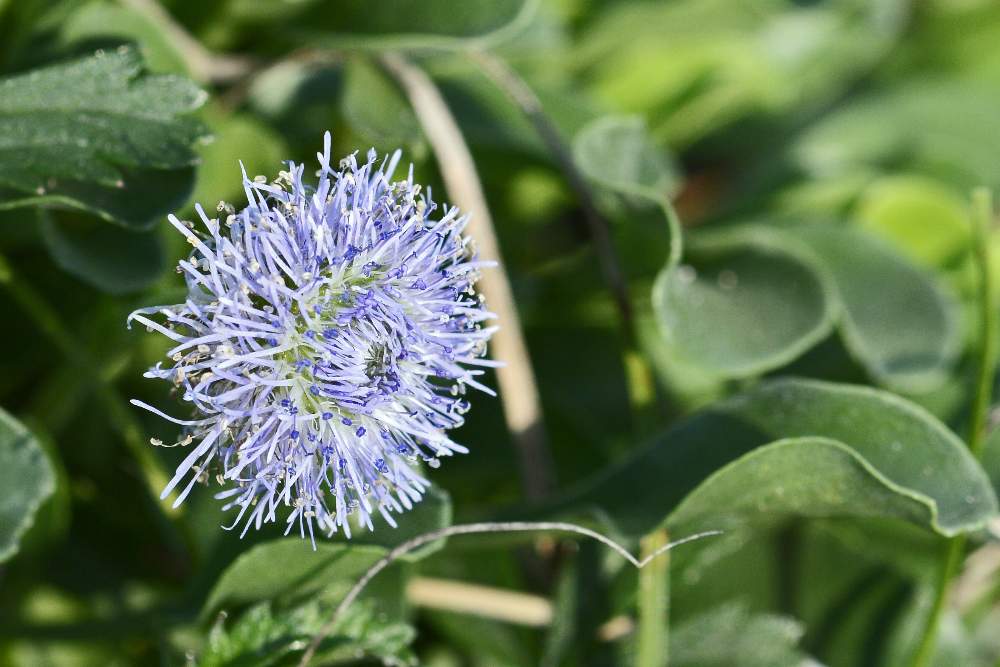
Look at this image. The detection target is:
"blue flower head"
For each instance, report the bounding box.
[129,133,496,543]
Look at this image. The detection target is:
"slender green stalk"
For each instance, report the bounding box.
[470,50,636,339]
[911,188,996,667]
[470,50,664,426]
[968,187,999,459]
[637,529,670,667]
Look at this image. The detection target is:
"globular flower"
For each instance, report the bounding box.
[129,133,496,543]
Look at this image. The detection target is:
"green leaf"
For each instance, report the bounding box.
[57,2,189,75]
[573,115,679,201]
[203,487,451,615]
[293,0,536,51]
[557,378,995,539]
[792,224,960,393]
[671,602,812,667]
[854,175,971,268]
[572,0,907,147]
[794,80,1000,187]
[669,437,934,533]
[981,427,1000,507]
[0,46,207,229]
[200,600,417,667]
[652,229,836,377]
[341,56,422,151]
[40,210,165,294]
[0,408,56,562]
[186,109,288,215]
[572,115,683,273]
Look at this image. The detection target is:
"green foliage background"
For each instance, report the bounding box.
[2,0,1000,665]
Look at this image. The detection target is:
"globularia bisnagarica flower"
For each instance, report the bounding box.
[129,133,496,543]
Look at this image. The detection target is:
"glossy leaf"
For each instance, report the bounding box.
[0,46,207,229]
[652,229,835,377]
[0,408,55,562]
[558,378,995,539]
[792,225,960,393]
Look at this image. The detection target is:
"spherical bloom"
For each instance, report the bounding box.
[129,133,496,543]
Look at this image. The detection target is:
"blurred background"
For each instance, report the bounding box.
[2,0,1000,665]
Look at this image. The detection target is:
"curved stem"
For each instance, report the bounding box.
[380,52,554,501]
[911,188,996,667]
[470,50,635,340]
[470,51,662,422]
[296,521,720,667]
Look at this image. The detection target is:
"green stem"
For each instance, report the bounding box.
[469,50,665,431]
[637,529,670,667]
[968,187,999,459]
[911,188,996,667]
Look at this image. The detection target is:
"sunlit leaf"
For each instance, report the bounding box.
[0,46,207,229]
[854,175,971,268]
[556,379,995,539]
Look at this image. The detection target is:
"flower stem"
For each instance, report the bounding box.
[470,50,635,339]
[911,187,996,667]
[469,51,662,425]
[637,528,670,667]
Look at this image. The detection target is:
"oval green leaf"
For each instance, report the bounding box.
[792,225,960,393]
[572,114,683,273]
[557,378,996,539]
[652,230,836,377]
[0,408,56,562]
[573,115,679,201]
